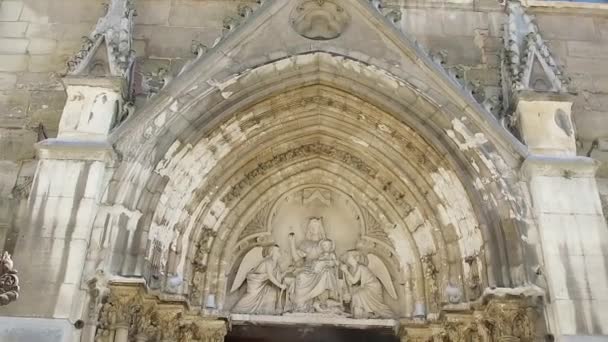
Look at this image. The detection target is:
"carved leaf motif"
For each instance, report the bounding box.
[238,202,273,240]
[362,209,391,245]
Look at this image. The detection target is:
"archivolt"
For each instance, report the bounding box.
[94,53,531,311]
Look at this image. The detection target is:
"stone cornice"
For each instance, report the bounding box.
[35,139,118,165]
[522,0,608,15]
[521,154,600,179]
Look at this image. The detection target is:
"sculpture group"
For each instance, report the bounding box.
[230,218,397,319]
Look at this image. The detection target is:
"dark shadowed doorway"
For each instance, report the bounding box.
[226,324,399,342]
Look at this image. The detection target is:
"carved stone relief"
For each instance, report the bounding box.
[225,187,406,319]
[0,252,19,306]
[421,254,439,314]
[290,0,351,40]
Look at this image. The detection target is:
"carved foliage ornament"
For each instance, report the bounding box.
[0,252,19,306]
[290,0,351,40]
[222,142,377,204]
[502,2,569,96]
[66,0,136,78]
[95,287,227,342]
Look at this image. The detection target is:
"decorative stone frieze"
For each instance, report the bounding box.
[94,281,228,342]
[397,294,540,342]
[0,252,19,306]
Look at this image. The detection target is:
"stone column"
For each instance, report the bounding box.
[112,324,129,342]
[518,95,608,340]
[198,319,228,342]
[0,75,122,340]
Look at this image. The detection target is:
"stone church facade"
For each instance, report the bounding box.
[0,0,607,341]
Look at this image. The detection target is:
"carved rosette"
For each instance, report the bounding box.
[0,252,19,306]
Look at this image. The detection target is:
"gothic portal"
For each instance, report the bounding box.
[0,0,607,341]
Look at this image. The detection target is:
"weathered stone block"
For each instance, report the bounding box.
[0,73,17,90]
[567,41,608,59]
[27,91,66,130]
[529,176,604,215]
[26,23,93,40]
[168,0,238,28]
[28,54,65,72]
[134,25,220,58]
[0,317,72,342]
[0,38,29,54]
[0,161,19,196]
[421,35,483,65]
[574,110,608,140]
[135,0,171,25]
[536,14,598,41]
[0,89,30,118]
[0,22,28,38]
[399,8,444,36]
[46,0,105,24]
[0,1,24,21]
[0,128,36,160]
[0,54,28,72]
[27,38,57,54]
[19,2,50,23]
[16,72,63,91]
[441,10,489,37]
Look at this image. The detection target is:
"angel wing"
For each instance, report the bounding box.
[367,254,398,299]
[230,247,264,293]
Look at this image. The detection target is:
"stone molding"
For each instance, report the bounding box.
[91,281,540,342]
[35,139,118,164]
[521,155,600,179]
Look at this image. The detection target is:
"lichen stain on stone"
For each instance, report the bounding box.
[206,74,243,99]
[430,167,482,256]
[387,224,416,266]
[154,112,167,128]
[446,118,488,151]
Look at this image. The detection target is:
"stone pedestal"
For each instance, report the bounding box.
[0,75,121,341]
[519,97,608,340]
[515,96,575,157]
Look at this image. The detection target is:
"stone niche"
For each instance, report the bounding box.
[225,186,409,319]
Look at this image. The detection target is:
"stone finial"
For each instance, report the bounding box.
[502,2,569,98]
[0,251,19,306]
[66,0,136,78]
